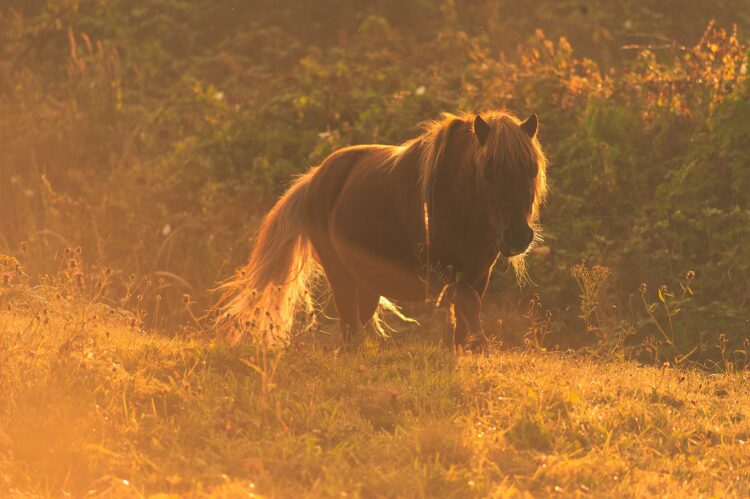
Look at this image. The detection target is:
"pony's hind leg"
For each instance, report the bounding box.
[328,270,361,343]
[308,229,362,344]
[358,290,380,327]
[317,254,362,344]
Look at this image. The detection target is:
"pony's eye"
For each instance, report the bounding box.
[530,162,539,178]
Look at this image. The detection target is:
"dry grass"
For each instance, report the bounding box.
[1,283,749,498]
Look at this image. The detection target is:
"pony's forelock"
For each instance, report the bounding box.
[410,110,548,283]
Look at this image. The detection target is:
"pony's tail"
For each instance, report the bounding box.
[217,173,317,345]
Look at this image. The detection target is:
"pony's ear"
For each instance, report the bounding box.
[520,114,538,138]
[473,115,490,145]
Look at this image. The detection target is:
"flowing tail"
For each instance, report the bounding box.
[217,173,318,345]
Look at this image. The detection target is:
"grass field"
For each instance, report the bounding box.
[1,285,749,498]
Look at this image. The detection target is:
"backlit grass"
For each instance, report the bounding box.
[1,288,749,497]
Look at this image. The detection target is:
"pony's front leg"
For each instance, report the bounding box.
[451,281,485,352]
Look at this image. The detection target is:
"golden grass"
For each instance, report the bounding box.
[1,287,749,497]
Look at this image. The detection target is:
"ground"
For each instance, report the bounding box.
[1,297,749,498]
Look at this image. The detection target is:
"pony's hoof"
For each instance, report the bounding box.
[465,334,490,353]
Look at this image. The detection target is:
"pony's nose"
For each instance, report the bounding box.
[502,226,534,256]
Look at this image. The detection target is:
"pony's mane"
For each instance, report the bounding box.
[402,110,549,283]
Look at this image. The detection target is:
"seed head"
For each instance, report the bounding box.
[182,293,191,304]
[639,283,647,294]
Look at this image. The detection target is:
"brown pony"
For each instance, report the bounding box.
[219,110,548,350]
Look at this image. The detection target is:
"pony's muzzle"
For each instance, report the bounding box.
[500,225,534,257]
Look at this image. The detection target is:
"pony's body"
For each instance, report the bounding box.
[220,111,547,349]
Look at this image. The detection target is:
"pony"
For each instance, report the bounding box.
[218,110,548,350]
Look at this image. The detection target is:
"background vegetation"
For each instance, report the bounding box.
[4,0,749,362]
[2,1,750,496]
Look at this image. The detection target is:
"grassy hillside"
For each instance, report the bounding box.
[2,285,748,497]
[2,2,749,360]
